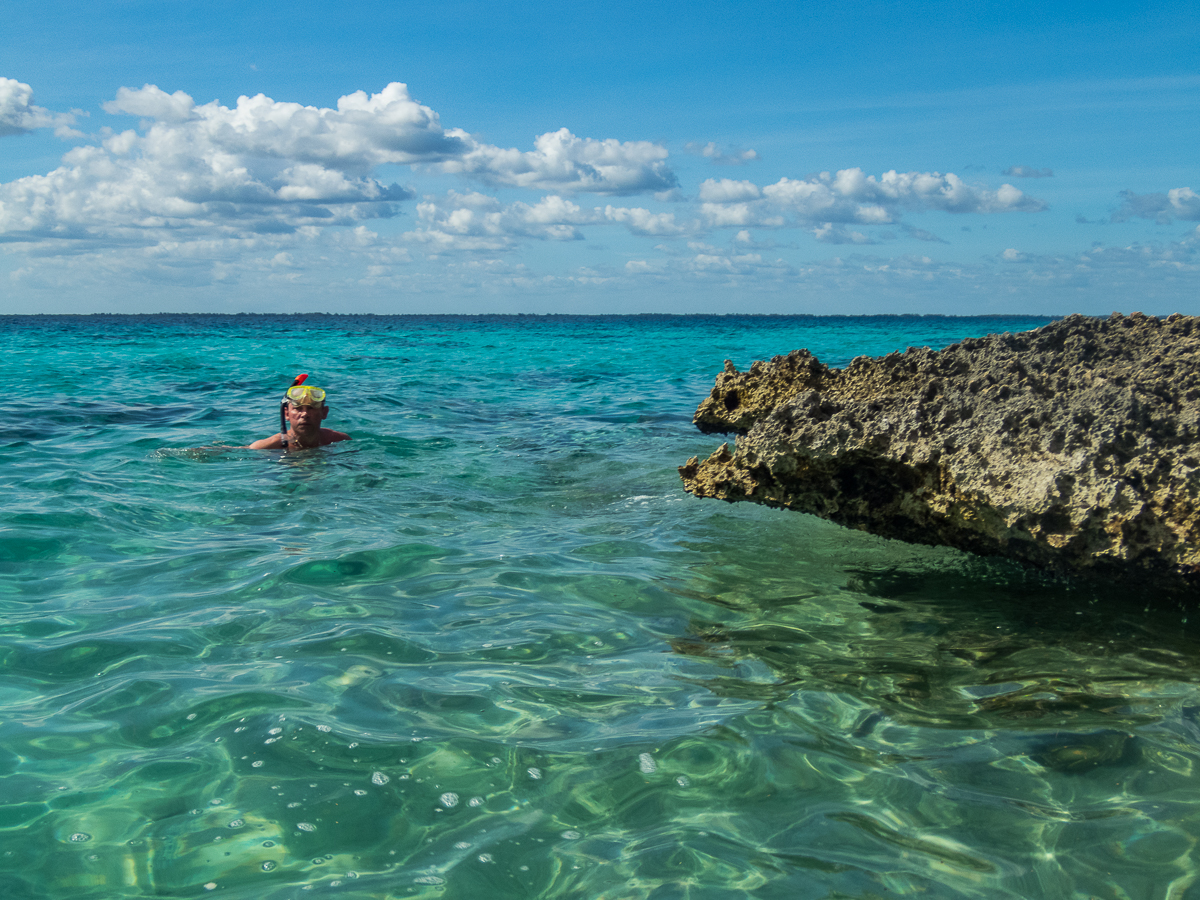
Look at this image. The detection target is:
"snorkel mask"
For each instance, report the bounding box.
[285,385,327,407]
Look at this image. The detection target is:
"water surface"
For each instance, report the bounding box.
[4,314,1197,899]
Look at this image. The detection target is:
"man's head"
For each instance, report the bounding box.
[283,384,329,435]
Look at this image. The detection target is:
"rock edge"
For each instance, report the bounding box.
[680,313,1200,595]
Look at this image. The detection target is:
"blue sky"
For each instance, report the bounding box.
[2,0,1197,315]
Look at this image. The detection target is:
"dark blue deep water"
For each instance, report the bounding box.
[4,313,1198,899]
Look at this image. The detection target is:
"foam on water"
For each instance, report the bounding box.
[3,313,1199,899]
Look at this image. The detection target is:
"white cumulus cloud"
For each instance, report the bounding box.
[103,82,468,172]
[699,167,1046,235]
[0,83,492,244]
[104,85,197,123]
[441,127,677,195]
[0,138,409,244]
[0,77,77,137]
[1,81,686,252]
[405,191,594,251]
[403,192,687,251]
[698,178,761,203]
[601,205,685,235]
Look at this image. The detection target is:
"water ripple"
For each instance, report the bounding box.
[3,314,1195,899]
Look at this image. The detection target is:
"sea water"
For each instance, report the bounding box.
[2,313,1199,900]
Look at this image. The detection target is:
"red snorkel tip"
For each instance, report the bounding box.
[291,373,309,387]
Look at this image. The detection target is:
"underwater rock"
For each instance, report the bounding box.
[680,313,1200,595]
[1030,730,1141,774]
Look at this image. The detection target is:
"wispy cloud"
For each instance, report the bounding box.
[902,225,947,243]
[811,223,875,244]
[685,141,758,165]
[1112,187,1200,223]
[614,233,1200,311]
[1002,166,1053,178]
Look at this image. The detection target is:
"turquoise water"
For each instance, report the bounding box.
[3,313,1199,900]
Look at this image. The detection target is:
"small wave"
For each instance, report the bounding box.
[151,445,245,461]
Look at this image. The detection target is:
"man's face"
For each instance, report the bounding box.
[286,401,327,433]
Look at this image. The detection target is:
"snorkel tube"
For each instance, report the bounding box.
[280,373,308,450]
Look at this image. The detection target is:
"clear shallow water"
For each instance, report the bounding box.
[3,313,1199,899]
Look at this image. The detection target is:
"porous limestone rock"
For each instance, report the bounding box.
[679,312,1200,594]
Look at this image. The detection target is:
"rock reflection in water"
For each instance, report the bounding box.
[672,554,1199,734]
[665,548,1200,896]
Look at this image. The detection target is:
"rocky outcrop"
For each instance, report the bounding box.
[680,313,1200,594]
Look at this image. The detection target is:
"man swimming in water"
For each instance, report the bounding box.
[248,380,350,450]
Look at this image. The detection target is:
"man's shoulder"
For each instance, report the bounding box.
[321,429,351,444]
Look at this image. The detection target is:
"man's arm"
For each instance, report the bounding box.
[247,433,285,449]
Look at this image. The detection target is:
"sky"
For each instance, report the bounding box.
[1,0,1198,316]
